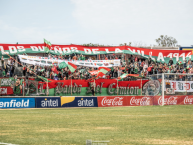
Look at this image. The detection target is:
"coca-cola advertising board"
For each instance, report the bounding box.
[97,96,127,107]
[153,95,193,105]
[129,96,154,106]
[97,96,154,107]
[97,95,193,107]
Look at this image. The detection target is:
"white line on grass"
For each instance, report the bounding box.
[0,142,18,145]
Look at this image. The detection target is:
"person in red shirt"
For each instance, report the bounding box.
[141,61,145,67]
[72,55,77,60]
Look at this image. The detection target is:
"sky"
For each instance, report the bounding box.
[0,0,192,46]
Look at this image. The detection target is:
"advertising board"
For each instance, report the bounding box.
[97,96,127,107]
[36,97,61,108]
[61,97,98,107]
[0,98,35,108]
[97,96,154,107]
[153,95,193,105]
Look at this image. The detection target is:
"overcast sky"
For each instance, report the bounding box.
[0,0,192,46]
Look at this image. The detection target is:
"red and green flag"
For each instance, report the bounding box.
[37,76,52,82]
[68,62,77,72]
[59,62,68,69]
[118,73,129,80]
[118,74,141,80]
[51,66,59,74]
[44,38,51,53]
[97,67,111,77]
[178,61,183,65]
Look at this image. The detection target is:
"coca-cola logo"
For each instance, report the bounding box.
[158,96,178,105]
[130,97,151,106]
[184,96,193,104]
[101,97,123,106]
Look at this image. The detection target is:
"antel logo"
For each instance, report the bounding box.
[78,98,94,107]
[101,97,123,106]
[0,99,29,108]
[41,98,59,107]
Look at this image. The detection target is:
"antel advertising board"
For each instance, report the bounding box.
[36,97,61,108]
[61,97,98,107]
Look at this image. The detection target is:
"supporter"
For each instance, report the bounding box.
[168,58,173,66]
[11,78,22,96]
[1,56,4,65]
[9,61,15,77]
[72,54,77,60]
[0,53,192,85]
[23,65,27,76]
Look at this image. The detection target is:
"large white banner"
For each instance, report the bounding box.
[18,55,120,68]
[165,80,193,92]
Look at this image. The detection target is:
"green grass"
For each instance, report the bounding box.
[0,105,193,145]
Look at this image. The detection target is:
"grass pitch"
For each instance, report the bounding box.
[0,105,193,145]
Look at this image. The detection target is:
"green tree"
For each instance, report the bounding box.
[155,35,178,47]
[119,42,132,46]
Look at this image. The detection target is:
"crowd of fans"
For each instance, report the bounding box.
[0,53,193,81]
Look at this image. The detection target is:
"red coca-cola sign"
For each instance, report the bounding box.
[154,95,193,105]
[97,96,127,107]
[183,96,193,105]
[129,96,153,106]
[158,96,178,105]
[97,95,193,107]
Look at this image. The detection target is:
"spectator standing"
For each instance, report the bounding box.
[168,58,173,66]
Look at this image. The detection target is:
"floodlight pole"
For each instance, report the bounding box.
[162,73,164,106]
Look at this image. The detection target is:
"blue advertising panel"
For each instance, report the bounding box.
[61,97,98,107]
[0,98,35,108]
[36,97,61,108]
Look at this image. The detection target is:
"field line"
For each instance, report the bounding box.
[0,142,18,145]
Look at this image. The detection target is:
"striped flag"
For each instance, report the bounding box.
[68,62,77,72]
[118,73,129,80]
[97,67,111,77]
[118,73,140,80]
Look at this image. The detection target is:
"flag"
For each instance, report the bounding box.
[68,62,77,72]
[44,47,50,53]
[178,61,182,65]
[118,73,129,80]
[89,70,99,75]
[118,74,140,80]
[59,62,67,69]
[51,66,59,74]
[36,76,51,82]
[44,38,52,51]
[97,67,111,77]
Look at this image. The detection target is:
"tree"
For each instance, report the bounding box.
[119,42,132,46]
[155,35,178,47]
[82,43,105,47]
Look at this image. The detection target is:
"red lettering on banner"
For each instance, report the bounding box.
[172,82,176,90]
[184,83,190,90]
